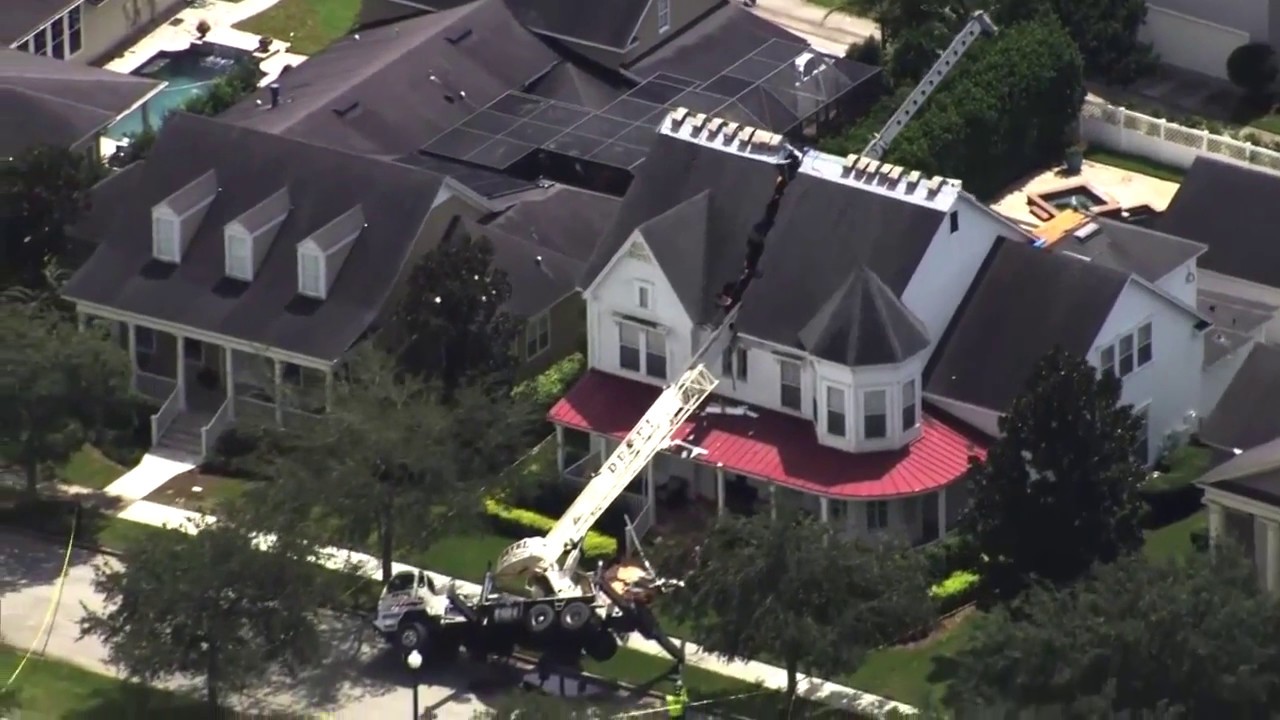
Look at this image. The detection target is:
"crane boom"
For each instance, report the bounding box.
[861,11,998,161]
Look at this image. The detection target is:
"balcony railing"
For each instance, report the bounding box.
[150,385,181,446]
[200,397,234,460]
[563,454,600,485]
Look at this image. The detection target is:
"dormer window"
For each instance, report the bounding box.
[295,205,365,300]
[151,211,180,262]
[225,229,253,280]
[151,170,217,264]
[298,248,324,298]
[225,188,290,282]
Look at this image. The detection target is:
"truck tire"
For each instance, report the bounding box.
[585,630,619,661]
[397,621,428,651]
[526,603,556,633]
[559,601,591,631]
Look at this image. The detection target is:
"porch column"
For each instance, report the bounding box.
[555,425,566,475]
[819,496,830,523]
[938,488,948,536]
[127,323,138,393]
[645,461,657,526]
[175,333,187,411]
[77,312,87,331]
[1267,520,1280,595]
[769,483,777,520]
[324,369,335,411]
[715,465,726,516]
[223,347,236,420]
[1208,502,1225,547]
[273,358,284,426]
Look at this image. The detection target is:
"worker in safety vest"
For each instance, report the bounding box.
[666,678,689,719]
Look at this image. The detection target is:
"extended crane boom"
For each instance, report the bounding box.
[861,11,998,161]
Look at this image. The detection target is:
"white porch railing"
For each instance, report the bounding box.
[200,398,234,460]
[150,385,182,446]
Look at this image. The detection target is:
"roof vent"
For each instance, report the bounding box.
[705,117,724,138]
[1072,222,1102,242]
[721,121,740,144]
[446,28,473,44]
[669,106,689,129]
[688,112,708,131]
[736,126,757,149]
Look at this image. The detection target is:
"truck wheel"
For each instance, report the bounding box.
[526,603,556,633]
[560,601,591,631]
[585,631,619,661]
[397,621,427,651]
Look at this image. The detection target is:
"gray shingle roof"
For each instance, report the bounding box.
[62,113,447,362]
[1201,342,1280,452]
[0,0,70,45]
[1057,217,1205,283]
[482,184,620,266]
[505,0,649,50]
[798,266,929,366]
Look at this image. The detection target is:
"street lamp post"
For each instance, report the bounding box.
[406,649,423,719]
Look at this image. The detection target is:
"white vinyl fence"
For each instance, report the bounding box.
[1080,97,1280,173]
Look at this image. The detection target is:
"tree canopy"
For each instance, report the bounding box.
[79,519,326,712]
[1,144,104,290]
[661,508,934,702]
[961,346,1147,600]
[948,548,1280,716]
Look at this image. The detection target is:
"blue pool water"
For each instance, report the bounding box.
[106,44,252,141]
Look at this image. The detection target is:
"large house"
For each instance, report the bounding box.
[61,112,613,458]
[544,111,1210,544]
[7,0,183,66]
[1140,0,1258,80]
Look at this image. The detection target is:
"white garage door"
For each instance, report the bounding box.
[1141,6,1251,80]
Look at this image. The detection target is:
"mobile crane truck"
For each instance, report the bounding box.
[371,9,996,666]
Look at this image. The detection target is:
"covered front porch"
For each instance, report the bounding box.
[1205,491,1280,595]
[86,313,333,459]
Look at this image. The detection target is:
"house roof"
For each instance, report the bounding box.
[1199,289,1275,367]
[583,132,781,320]
[797,266,930,367]
[549,370,989,498]
[505,0,649,50]
[469,220,584,317]
[0,86,112,156]
[0,0,70,45]
[395,150,537,199]
[734,171,944,360]
[61,113,447,363]
[625,2,807,82]
[1054,217,1206,284]
[482,184,620,266]
[220,0,562,158]
[1154,155,1280,288]
[1197,434,1280,506]
[925,240,1129,413]
[1201,342,1280,452]
[523,61,627,110]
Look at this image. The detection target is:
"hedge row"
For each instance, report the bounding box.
[930,569,980,615]
[484,498,618,561]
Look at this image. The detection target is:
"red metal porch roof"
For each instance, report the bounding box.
[547,370,990,499]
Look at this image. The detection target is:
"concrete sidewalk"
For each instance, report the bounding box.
[100,452,198,502]
[113,500,918,718]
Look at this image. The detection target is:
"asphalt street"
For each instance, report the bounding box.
[0,529,667,719]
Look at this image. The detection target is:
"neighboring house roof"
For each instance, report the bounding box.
[1200,342,1280,452]
[505,0,649,50]
[62,113,448,362]
[220,0,561,158]
[482,184,619,265]
[523,61,627,110]
[465,219,583,317]
[0,0,70,45]
[582,132,781,322]
[1199,288,1274,367]
[797,266,930,367]
[926,240,1129,413]
[624,2,806,82]
[736,171,943,360]
[70,161,146,242]
[0,48,161,155]
[550,370,989,498]
[1056,217,1206,283]
[1154,155,1280,288]
[1197,434,1280,506]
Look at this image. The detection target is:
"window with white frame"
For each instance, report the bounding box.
[862,389,888,440]
[1133,403,1150,466]
[657,0,671,32]
[825,385,847,437]
[722,345,748,381]
[865,500,889,531]
[618,322,666,379]
[1099,321,1153,379]
[225,232,253,280]
[152,215,179,262]
[525,312,551,358]
[19,4,82,59]
[902,379,918,431]
[779,359,802,411]
[635,280,653,311]
[298,249,324,298]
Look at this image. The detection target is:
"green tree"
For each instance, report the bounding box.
[392,227,520,394]
[662,509,934,704]
[181,62,260,117]
[961,346,1147,600]
[1,144,105,289]
[948,548,1280,715]
[238,345,532,582]
[1011,0,1155,84]
[1228,42,1280,98]
[0,303,132,495]
[79,519,326,713]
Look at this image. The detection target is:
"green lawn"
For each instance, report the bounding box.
[1248,113,1280,135]
[1144,510,1206,562]
[234,0,363,56]
[843,611,978,709]
[1084,149,1186,183]
[1145,445,1213,493]
[59,446,126,490]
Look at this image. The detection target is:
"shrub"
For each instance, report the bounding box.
[1227,43,1278,97]
[921,532,979,583]
[483,498,617,561]
[96,397,159,467]
[846,36,883,67]
[512,352,585,409]
[929,569,980,615]
[506,476,631,539]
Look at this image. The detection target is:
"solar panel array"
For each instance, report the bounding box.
[421,39,859,172]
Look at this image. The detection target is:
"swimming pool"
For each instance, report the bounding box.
[106,43,255,141]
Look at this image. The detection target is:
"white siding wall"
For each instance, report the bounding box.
[1153,259,1200,307]
[1141,6,1252,79]
[901,197,1004,358]
[1089,280,1205,463]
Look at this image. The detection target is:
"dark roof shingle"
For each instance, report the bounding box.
[1201,342,1280,452]
[483,185,620,266]
[625,3,805,82]
[798,266,929,366]
[1058,218,1205,283]
[0,0,71,45]
[62,113,447,362]
[925,240,1129,412]
[505,0,649,51]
